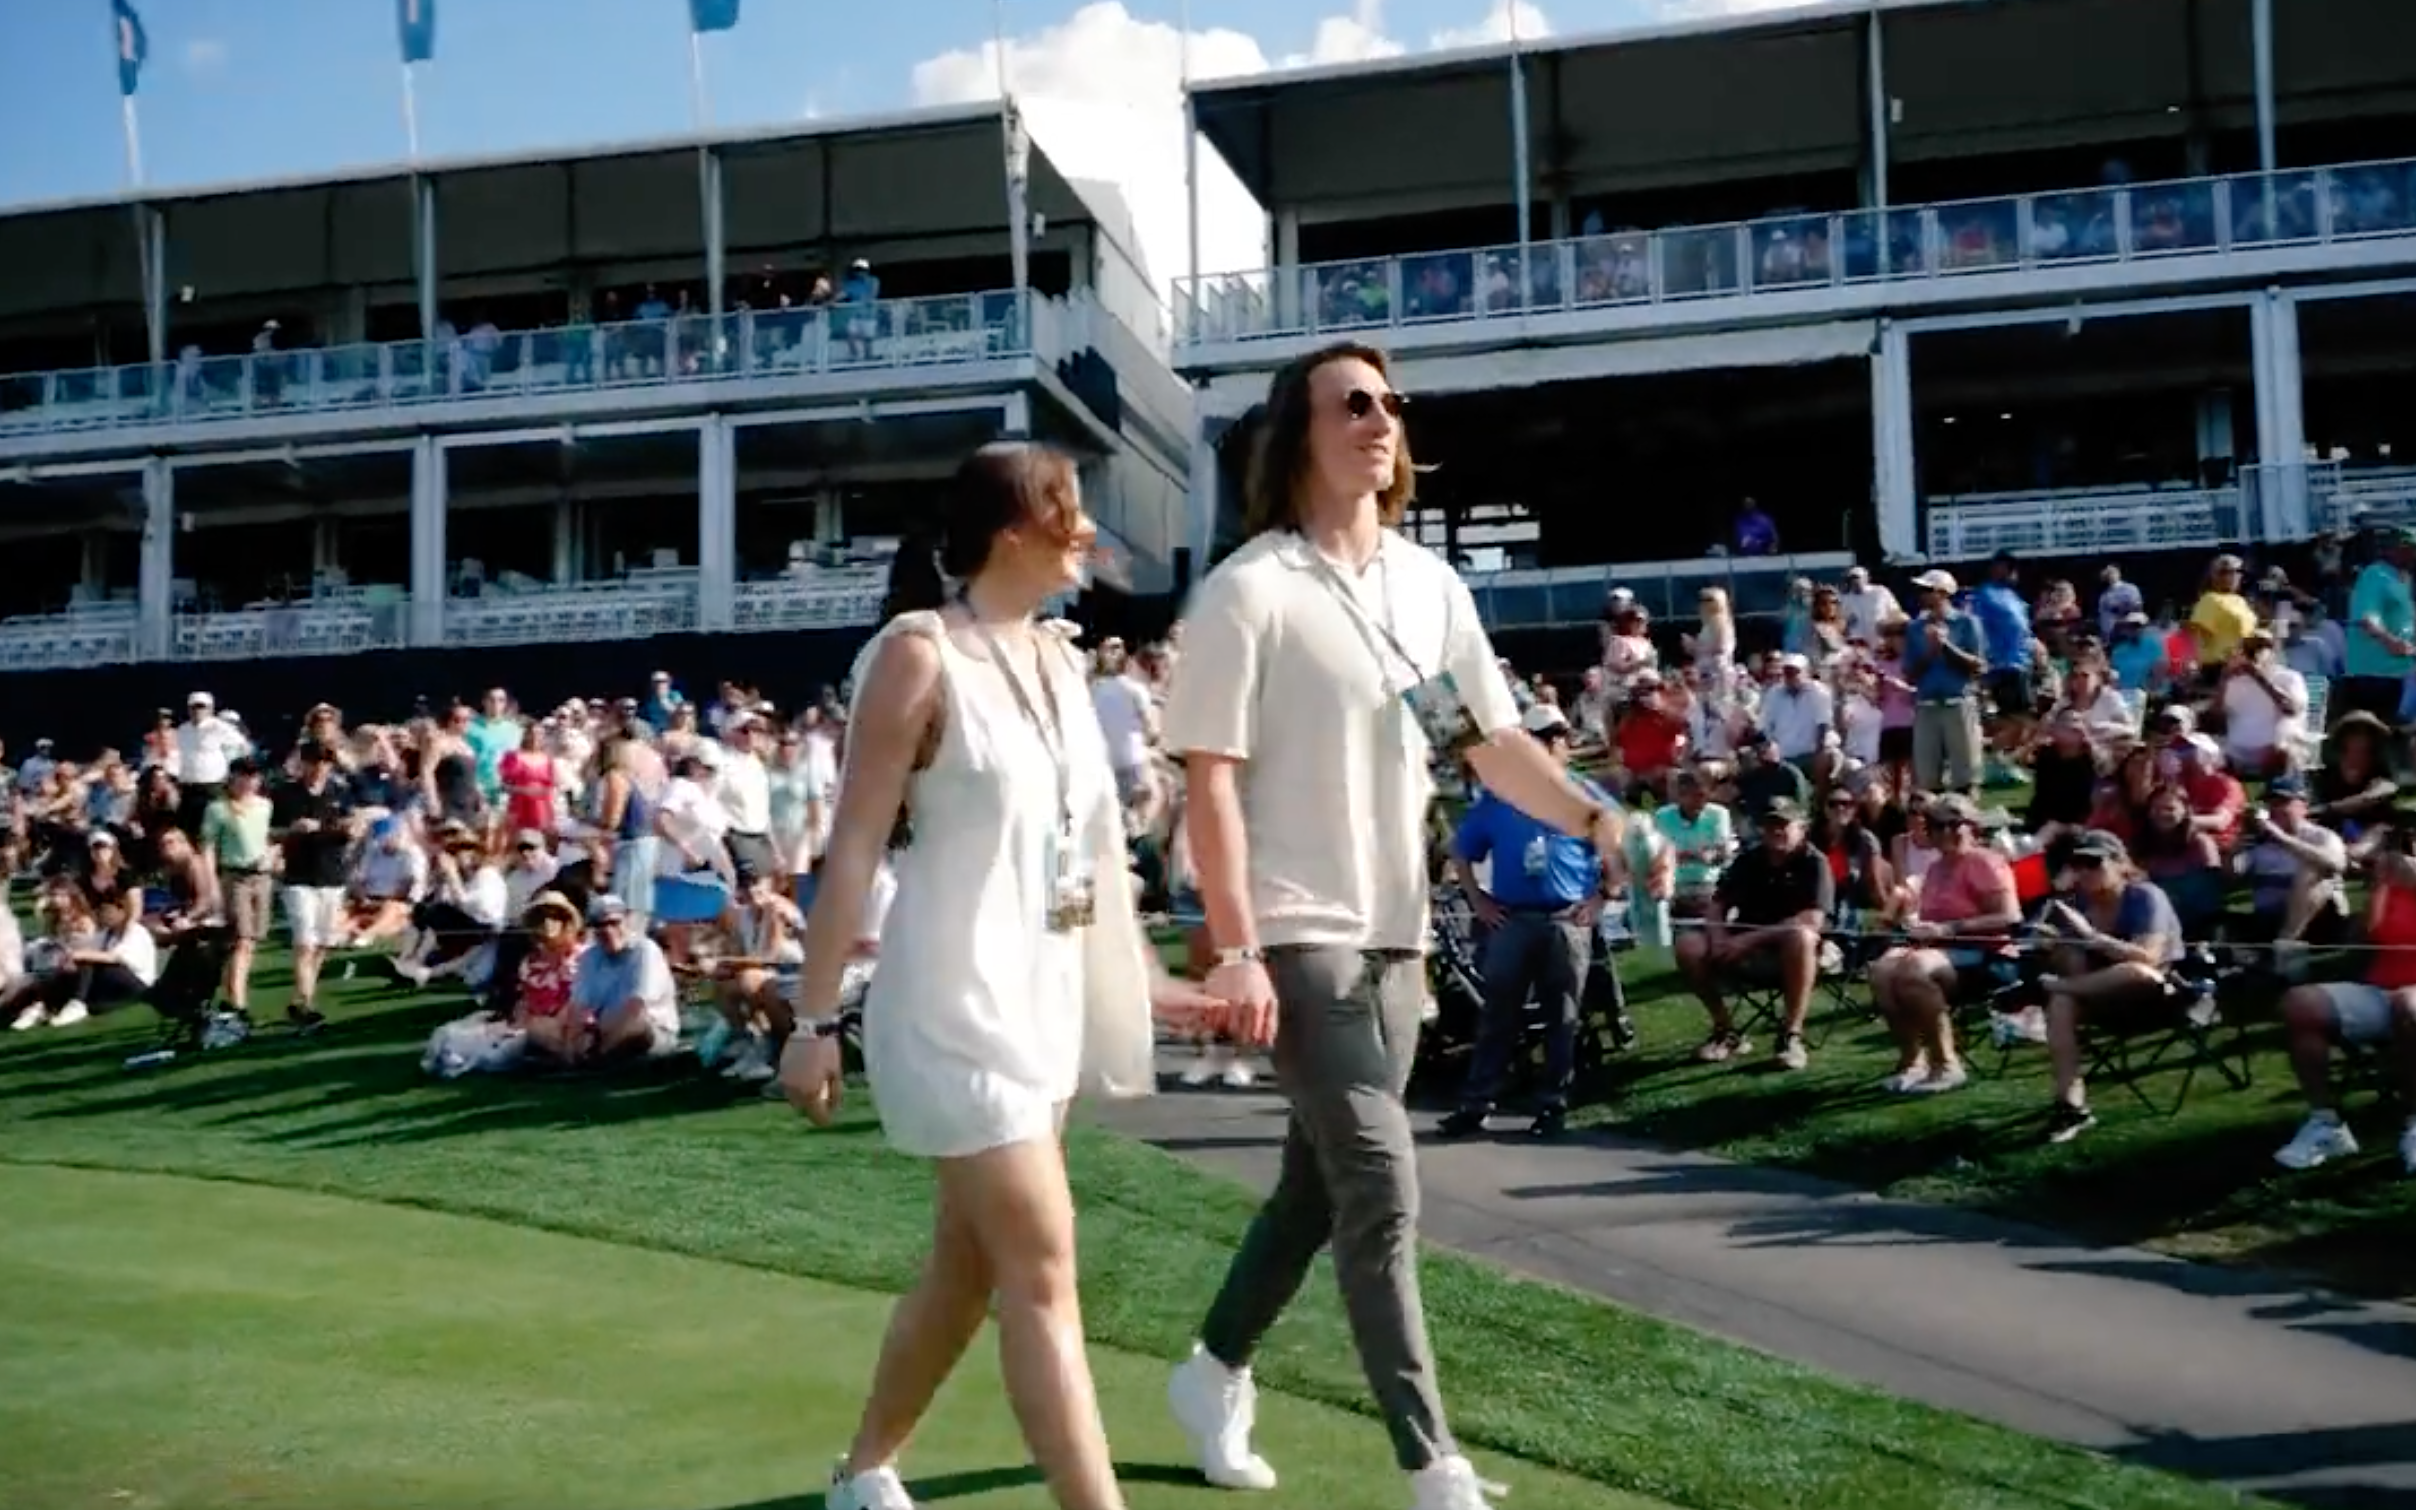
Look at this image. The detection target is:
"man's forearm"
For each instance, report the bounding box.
[1468,732,1602,837]
[1185,759,1258,953]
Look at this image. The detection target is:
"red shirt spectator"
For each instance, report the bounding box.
[1616,699,1686,784]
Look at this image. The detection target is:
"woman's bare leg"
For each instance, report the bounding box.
[842,1157,1000,1477]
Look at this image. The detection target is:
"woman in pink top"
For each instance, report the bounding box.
[1867,793,2022,1095]
[498,722,559,840]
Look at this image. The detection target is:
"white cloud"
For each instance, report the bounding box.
[1432,1,1553,50]
[1293,0,1405,66]
[910,2,1273,302]
[1652,0,1821,16]
[181,37,229,75]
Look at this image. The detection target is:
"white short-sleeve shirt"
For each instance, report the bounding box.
[1160,529,1521,951]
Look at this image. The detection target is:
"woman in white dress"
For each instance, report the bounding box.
[782,443,1224,1510]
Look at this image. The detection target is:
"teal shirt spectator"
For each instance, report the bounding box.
[1653,802,1734,895]
[2344,561,2416,680]
[1900,610,1985,700]
[2108,630,2167,696]
[465,715,522,800]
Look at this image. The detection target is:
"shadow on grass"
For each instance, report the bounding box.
[2109,1422,2416,1509]
[699,1461,1205,1509]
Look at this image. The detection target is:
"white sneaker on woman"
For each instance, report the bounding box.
[1169,1344,1278,1489]
[827,1461,915,1510]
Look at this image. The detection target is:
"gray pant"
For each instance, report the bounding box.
[1460,910,1591,1114]
[1913,697,1981,793]
[1197,945,1453,1472]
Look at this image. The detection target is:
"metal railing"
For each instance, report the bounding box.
[1467,552,1857,630]
[1177,155,2416,344]
[1922,463,2416,559]
[732,569,888,632]
[0,289,1034,437]
[171,598,412,663]
[444,574,703,648]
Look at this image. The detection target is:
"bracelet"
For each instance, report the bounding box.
[1212,946,1265,969]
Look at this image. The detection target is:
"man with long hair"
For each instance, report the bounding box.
[1159,341,1626,1509]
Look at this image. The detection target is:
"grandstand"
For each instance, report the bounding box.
[0,99,1193,735]
[1175,0,2416,655]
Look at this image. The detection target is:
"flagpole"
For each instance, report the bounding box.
[401,62,421,159]
[1508,1,1532,296]
[994,0,1028,302]
[1181,0,1199,303]
[688,29,709,129]
[121,95,145,188]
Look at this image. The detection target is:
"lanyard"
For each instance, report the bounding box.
[964,606,1074,839]
[1301,537,1432,684]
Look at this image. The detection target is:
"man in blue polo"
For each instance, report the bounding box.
[1440,703,1619,1140]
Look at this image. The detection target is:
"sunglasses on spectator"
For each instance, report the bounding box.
[1343,388,1406,420]
[1825,797,1855,809]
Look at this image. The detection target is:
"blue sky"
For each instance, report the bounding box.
[0,0,1763,285]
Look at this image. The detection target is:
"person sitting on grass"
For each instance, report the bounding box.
[342,817,427,949]
[393,821,508,987]
[511,891,590,1063]
[2026,829,2186,1145]
[2269,827,2416,1176]
[1673,797,1832,1071]
[562,894,680,1064]
[696,869,806,1086]
[4,887,156,1032]
[1867,792,2021,1095]
[2308,710,2399,845]
[2231,773,2350,963]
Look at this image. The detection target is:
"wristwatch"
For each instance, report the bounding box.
[1213,946,1266,969]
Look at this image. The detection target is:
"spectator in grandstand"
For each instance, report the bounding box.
[640,670,688,731]
[1674,796,1831,1070]
[2095,564,2144,639]
[2031,828,2187,1145]
[173,692,250,835]
[1805,584,1848,663]
[2232,773,2350,952]
[1608,672,1686,803]
[1685,585,1737,683]
[2187,553,2260,689]
[198,759,275,1029]
[1868,793,2020,1095]
[2106,610,2170,699]
[1654,768,1734,924]
[1440,701,1617,1140]
[274,741,355,1030]
[1731,496,1779,556]
[2309,710,2399,843]
[3,885,156,1032]
[1838,565,1902,644]
[837,256,882,361]
[1811,784,1891,917]
[2046,659,2136,748]
[2272,830,2416,1175]
[1599,599,1658,696]
[1570,665,1614,746]
[2216,630,2310,775]
[1091,636,1158,814]
[2175,735,2249,849]
[1758,654,1835,785]
[2285,599,2345,680]
[1902,568,1985,796]
[1972,551,2040,770]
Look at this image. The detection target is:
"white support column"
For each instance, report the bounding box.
[999,391,1031,441]
[1871,320,1918,560]
[696,415,736,632]
[310,515,339,576]
[138,459,175,661]
[1275,210,1302,328]
[2251,0,2277,175]
[2250,289,2309,540]
[551,498,578,584]
[143,204,170,366]
[409,436,447,646]
[79,532,107,596]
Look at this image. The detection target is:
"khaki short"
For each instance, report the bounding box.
[224,872,274,942]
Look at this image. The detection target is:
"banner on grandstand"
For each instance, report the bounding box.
[689,0,741,33]
[398,0,436,64]
[110,0,148,97]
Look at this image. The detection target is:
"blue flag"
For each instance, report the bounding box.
[398,0,436,64]
[110,0,148,97]
[689,0,740,33]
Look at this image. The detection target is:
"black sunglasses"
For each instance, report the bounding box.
[1343,387,1406,421]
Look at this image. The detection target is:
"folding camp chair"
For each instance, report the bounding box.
[1416,885,1635,1097]
[2072,948,2253,1115]
[1719,917,1855,1050]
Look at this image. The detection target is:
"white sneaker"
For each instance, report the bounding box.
[1409,1454,1504,1510]
[2399,1122,2416,1177]
[827,1462,915,1510]
[1181,1046,1230,1087]
[1219,1058,1257,1089]
[2274,1111,2359,1171]
[1169,1344,1278,1490]
[10,1004,50,1032]
[50,1000,89,1028]
[1907,1064,1969,1095]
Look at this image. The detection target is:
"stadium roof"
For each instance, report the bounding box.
[0,100,1130,321]
[1191,0,2415,213]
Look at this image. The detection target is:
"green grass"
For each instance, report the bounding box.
[1566,950,2416,1300]
[0,957,2262,1510]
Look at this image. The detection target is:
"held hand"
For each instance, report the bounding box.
[778,1032,845,1126]
[1206,959,1279,1049]
[1471,893,1507,930]
[1148,975,1229,1038]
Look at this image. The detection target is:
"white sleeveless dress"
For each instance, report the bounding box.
[849,611,1138,1159]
